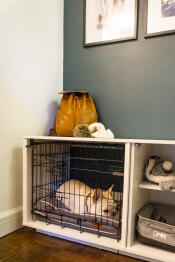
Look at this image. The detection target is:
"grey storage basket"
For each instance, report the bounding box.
[136,204,175,252]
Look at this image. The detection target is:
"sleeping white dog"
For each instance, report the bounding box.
[56,180,118,217]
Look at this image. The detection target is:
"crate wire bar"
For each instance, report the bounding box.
[28,140,125,241]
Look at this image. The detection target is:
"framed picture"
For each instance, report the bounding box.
[144,0,175,37]
[84,0,138,46]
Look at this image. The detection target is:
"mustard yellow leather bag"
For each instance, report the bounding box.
[55,91,98,136]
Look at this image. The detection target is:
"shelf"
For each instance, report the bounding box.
[138,181,175,192]
[23,135,175,145]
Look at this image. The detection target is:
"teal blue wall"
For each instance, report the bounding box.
[64,0,175,139]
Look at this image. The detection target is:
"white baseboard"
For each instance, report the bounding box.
[0,206,23,238]
[119,251,159,262]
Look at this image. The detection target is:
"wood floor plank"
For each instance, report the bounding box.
[0,227,143,262]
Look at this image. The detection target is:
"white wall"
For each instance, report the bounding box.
[0,0,63,236]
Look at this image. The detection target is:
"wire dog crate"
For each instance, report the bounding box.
[29,140,125,240]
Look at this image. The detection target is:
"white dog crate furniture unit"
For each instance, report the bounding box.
[23,136,130,253]
[23,137,175,262]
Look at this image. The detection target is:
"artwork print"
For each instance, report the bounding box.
[84,0,138,46]
[145,0,175,37]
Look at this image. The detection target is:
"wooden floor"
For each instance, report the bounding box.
[0,227,144,262]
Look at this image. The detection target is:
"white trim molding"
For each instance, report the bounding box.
[0,206,22,238]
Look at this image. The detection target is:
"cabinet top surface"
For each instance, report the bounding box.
[23,136,175,145]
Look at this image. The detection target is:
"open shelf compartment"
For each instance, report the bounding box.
[127,142,175,262]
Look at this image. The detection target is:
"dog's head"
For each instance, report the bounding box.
[87,185,118,217]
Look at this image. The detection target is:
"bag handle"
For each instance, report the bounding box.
[82,93,87,111]
[74,96,82,123]
[68,93,74,108]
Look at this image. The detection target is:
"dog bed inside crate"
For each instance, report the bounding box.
[136,203,175,252]
[33,196,121,239]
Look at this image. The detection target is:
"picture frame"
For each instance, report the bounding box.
[144,0,175,37]
[83,0,138,46]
